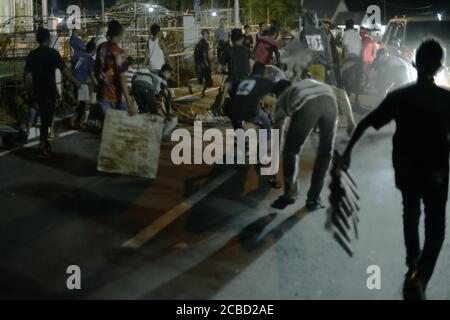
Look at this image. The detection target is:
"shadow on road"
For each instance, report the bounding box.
[140,207,311,299]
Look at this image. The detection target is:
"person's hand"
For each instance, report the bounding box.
[340,149,352,170]
[127,98,138,116]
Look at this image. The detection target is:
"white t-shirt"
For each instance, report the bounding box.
[148,38,165,71]
[343,29,362,56]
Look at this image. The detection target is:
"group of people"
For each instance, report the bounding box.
[195,16,450,301]
[24,20,175,158]
[23,14,450,300]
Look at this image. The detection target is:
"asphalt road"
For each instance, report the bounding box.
[1,108,450,300]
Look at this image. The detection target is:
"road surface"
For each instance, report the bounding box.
[0,97,449,300]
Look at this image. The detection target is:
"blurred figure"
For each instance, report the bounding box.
[215,19,229,69]
[321,19,342,87]
[194,30,213,95]
[243,24,254,50]
[299,11,333,83]
[254,26,281,66]
[224,29,253,84]
[360,27,379,86]
[342,39,450,300]
[146,24,168,73]
[132,64,172,115]
[24,28,81,157]
[70,28,85,67]
[73,40,97,128]
[95,20,136,115]
[256,21,266,42]
[342,19,363,103]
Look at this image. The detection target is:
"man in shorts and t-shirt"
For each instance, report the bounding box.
[73,41,97,128]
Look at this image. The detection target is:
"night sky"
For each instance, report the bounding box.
[51,0,450,16]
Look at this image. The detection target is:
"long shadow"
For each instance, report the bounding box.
[0,266,65,300]
[10,148,99,178]
[183,164,273,235]
[140,207,310,299]
[5,180,155,240]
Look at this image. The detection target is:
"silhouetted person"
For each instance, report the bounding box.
[342,39,450,300]
[24,28,81,158]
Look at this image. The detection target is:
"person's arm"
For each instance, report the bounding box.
[342,94,395,167]
[62,67,81,88]
[120,72,137,115]
[342,116,372,168]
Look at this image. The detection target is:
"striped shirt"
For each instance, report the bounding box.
[126,67,137,89]
[273,79,337,123]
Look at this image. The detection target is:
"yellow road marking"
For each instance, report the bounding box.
[122,169,237,248]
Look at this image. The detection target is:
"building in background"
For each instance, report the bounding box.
[0,0,34,33]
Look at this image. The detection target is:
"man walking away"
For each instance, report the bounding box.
[271,78,338,211]
[299,11,333,83]
[224,29,253,84]
[195,30,214,96]
[73,40,97,128]
[24,28,81,158]
[95,20,136,116]
[342,39,450,300]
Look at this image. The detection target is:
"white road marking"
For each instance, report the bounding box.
[122,169,237,249]
[0,130,78,157]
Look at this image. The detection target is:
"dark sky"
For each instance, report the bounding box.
[52,0,450,16]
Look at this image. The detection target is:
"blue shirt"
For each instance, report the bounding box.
[73,52,95,84]
[70,35,85,65]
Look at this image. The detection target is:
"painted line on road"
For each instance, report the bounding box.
[122,169,238,249]
[0,130,78,157]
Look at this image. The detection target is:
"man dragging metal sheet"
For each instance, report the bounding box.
[341,40,450,300]
[271,78,339,211]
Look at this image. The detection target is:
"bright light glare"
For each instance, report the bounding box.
[149,7,155,13]
[212,11,217,17]
[437,13,442,21]
[57,18,63,23]
[436,69,450,88]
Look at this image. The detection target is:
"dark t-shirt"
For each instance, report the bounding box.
[195,39,210,64]
[366,81,450,187]
[73,52,95,84]
[225,45,252,83]
[228,76,275,120]
[24,46,66,101]
[243,34,254,50]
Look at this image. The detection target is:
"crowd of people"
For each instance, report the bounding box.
[22,12,450,300]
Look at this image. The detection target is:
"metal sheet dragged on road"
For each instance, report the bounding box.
[97,110,164,179]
